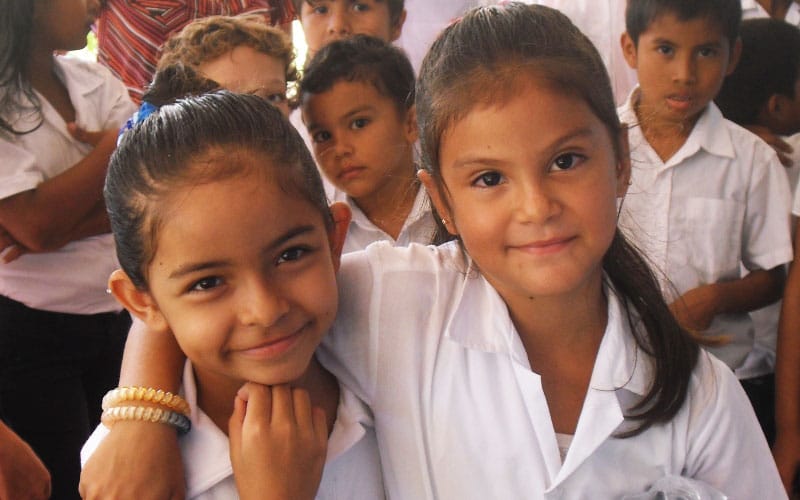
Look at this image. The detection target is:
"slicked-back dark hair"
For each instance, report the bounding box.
[625,0,742,45]
[417,2,700,436]
[716,18,800,126]
[300,34,415,112]
[105,91,330,289]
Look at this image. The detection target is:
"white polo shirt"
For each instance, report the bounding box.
[617,92,793,371]
[330,185,437,254]
[82,361,384,499]
[318,242,785,499]
[0,55,135,314]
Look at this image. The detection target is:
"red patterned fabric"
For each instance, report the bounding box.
[96,0,295,103]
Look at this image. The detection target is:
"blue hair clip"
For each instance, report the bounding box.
[118,101,159,143]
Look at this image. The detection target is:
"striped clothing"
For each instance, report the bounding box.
[96,0,295,103]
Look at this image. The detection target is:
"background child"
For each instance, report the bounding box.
[715,17,800,450]
[155,14,296,116]
[617,0,793,426]
[81,92,384,500]
[0,0,135,498]
[291,0,406,58]
[94,0,294,103]
[79,4,785,498]
[300,35,436,252]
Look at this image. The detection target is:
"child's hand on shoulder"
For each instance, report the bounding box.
[229,383,328,500]
[669,285,722,333]
[66,123,118,147]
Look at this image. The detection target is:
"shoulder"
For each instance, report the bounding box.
[341,241,465,283]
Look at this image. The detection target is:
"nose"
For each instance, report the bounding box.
[673,53,697,85]
[515,177,560,225]
[327,9,352,38]
[238,275,290,328]
[332,135,353,160]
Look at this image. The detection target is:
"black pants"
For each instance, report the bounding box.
[0,295,129,500]
[740,372,776,447]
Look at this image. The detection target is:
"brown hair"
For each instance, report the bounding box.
[416,2,700,436]
[157,15,298,85]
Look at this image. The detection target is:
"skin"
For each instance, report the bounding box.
[774,219,800,494]
[197,46,291,117]
[0,0,115,260]
[0,421,51,500]
[303,79,418,238]
[83,153,353,500]
[621,13,741,161]
[299,0,405,55]
[421,78,631,433]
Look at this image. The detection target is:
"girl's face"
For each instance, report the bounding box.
[198,46,290,117]
[118,153,346,389]
[33,0,99,51]
[423,79,630,311]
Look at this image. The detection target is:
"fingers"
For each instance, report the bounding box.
[2,245,27,263]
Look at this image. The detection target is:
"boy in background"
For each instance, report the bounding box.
[716,17,800,495]
[617,0,793,435]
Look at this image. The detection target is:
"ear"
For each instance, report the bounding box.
[725,37,742,76]
[327,202,352,271]
[615,126,632,198]
[108,269,170,333]
[403,105,419,144]
[621,32,638,70]
[389,9,407,42]
[418,170,457,235]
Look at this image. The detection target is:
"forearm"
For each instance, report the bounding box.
[776,232,800,433]
[119,317,185,392]
[0,130,117,251]
[47,202,110,249]
[713,267,786,315]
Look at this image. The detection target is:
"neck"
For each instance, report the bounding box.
[194,355,339,435]
[502,270,608,375]
[354,162,418,239]
[634,92,699,162]
[25,41,57,88]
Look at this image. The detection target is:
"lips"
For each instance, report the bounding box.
[510,236,576,256]
[234,324,309,360]
[338,165,366,182]
[666,94,693,112]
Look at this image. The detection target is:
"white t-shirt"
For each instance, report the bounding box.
[618,91,793,371]
[318,242,785,499]
[81,361,384,499]
[0,55,135,314]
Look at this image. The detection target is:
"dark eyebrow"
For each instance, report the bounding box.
[450,126,596,169]
[168,225,318,280]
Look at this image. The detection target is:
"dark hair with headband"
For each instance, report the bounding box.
[105,91,330,289]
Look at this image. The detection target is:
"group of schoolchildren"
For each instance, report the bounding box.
[1,0,800,498]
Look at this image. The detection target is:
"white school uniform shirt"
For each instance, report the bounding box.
[742,0,800,25]
[81,361,385,499]
[318,242,786,499]
[0,55,135,314]
[330,185,437,254]
[617,91,793,371]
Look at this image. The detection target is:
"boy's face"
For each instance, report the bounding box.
[771,76,800,135]
[622,13,741,128]
[299,0,405,54]
[302,79,417,205]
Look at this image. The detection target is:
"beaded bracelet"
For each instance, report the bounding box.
[102,386,190,416]
[102,405,191,435]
